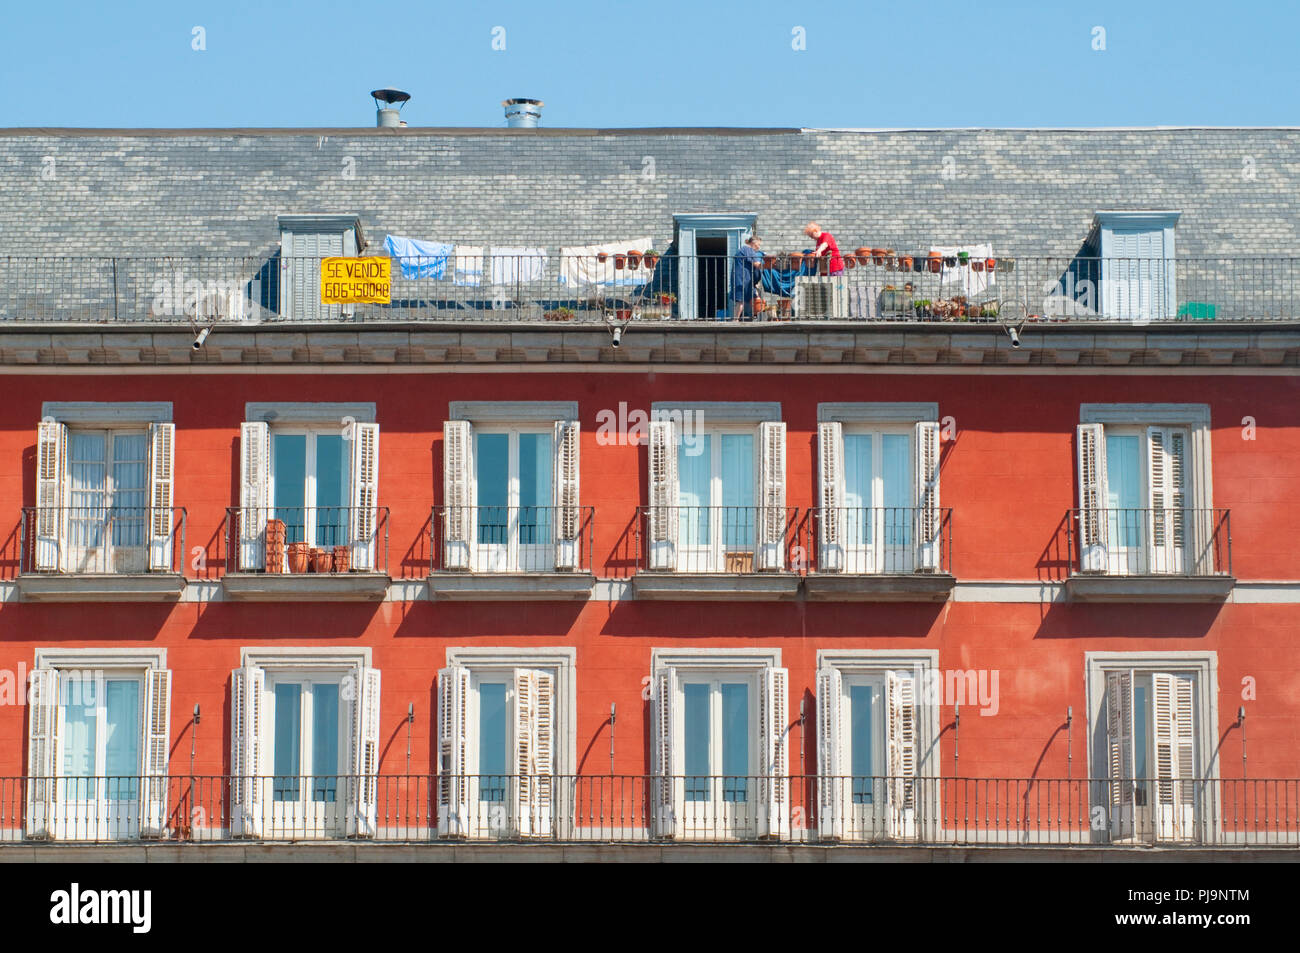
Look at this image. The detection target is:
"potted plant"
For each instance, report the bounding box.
[656,292,677,307]
[927,251,943,274]
[643,249,659,268]
[777,298,793,316]
[985,257,997,271]
[958,251,970,266]
[596,251,608,263]
[854,246,871,265]
[788,252,805,269]
[843,254,856,270]
[998,257,1015,272]
[332,545,351,573]
[871,248,885,266]
[914,299,933,317]
[544,307,575,321]
[613,253,626,269]
[312,548,334,573]
[943,255,958,268]
[899,254,914,270]
[615,308,633,320]
[265,518,286,574]
[883,248,897,269]
[972,259,984,272]
[627,250,642,269]
[287,541,311,574]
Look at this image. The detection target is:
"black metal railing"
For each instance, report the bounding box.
[809,506,953,574]
[223,505,390,575]
[2,254,1296,324]
[635,505,799,573]
[3,774,1297,846]
[19,505,186,574]
[431,505,594,573]
[1068,507,1232,576]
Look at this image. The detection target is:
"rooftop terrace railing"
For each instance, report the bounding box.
[1,254,1297,325]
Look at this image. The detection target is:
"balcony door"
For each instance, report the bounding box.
[678,674,757,839]
[678,432,754,572]
[1104,428,1188,575]
[842,430,913,573]
[66,430,148,573]
[55,672,142,840]
[673,213,757,320]
[266,672,346,838]
[271,430,349,552]
[474,429,554,572]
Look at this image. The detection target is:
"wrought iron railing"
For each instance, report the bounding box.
[1,255,1296,324]
[430,505,595,573]
[1068,507,1232,576]
[223,505,390,575]
[809,506,953,574]
[2,775,1296,846]
[635,505,800,573]
[19,505,186,574]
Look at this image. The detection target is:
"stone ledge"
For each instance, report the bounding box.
[221,573,390,602]
[427,572,594,601]
[632,572,801,601]
[1065,573,1235,603]
[803,573,956,602]
[17,573,185,603]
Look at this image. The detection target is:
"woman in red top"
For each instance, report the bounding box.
[803,222,844,275]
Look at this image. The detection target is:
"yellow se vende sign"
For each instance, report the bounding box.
[320,257,392,304]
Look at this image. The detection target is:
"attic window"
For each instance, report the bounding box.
[277,214,367,321]
[1092,211,1180,322]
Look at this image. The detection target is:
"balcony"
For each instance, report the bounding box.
[805,506,955,602]
[17,506,186,602]
[632,505,801,601]
[1,254,1297,326]
[221,506,390,602]
[5,774,1295,847]
[428,505,595,600]
[1065,507,1234,602]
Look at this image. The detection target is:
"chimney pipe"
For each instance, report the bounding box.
[371,88,411,128]
[503,98,544,128]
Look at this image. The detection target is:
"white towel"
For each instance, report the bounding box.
[490,246,547,285]
[558,237,654,286]
[931,243,995,298]
[453,246,484,286]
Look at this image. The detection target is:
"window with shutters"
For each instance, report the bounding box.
[229,650,380,840]
[649,649,788,841]
[1094,211,1179,322]
[815,650,939,843]
[278,214,365,322]
[436,648,574,840]
[1087,653,1216,844]
[26,649,171,841]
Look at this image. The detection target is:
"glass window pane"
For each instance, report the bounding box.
[315,434,347,547]
[882,434,912,546]
[1106,434,1142,547]
[478,682,508,803]
[679,434,711,547]
[104,679,140,802]
[311,683,339,802]
[111,433,148,548]
[720,682,749,802]
[273,682,302,802]
[68,433,108,549]
[683,682,710,801]
[475,434,509,546]
[720,435,755,549]
[850,684,874,803]
[60,674,98,804]
[843,434,872,544]
[273,434,307,544]
[1134,681,1149,803]
[518,432,553,542]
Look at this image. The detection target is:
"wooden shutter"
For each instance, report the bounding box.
[239,422,270,572]
[914,421,941,571]
[139,668,172,837]
[1153,672,1196,842]
[759,666,790,839]
[1105,670,1135,840]
[147,423,176,572]
[815,666,843,840]
[647,419,678,571]
[1077,423,1109,572]
[230,664,265,837]
[25,667,58,838]
[34,420,67,572]
[346,667,381,837]
[442,421,473,571]
[817,422,845,573]
[757,421,787,572]
[552,420,581,570]
[533,670,555,837]
[349,423,380,571]
[1147,427,1189,574]
[649,667,676,838]
[886,670,917,840]
[437,665,470,836]
[513,668,535,837]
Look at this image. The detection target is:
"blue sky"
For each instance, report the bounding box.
[0,0,1296,128]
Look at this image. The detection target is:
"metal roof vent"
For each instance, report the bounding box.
[371,88,411,128]
[503,98,544,128]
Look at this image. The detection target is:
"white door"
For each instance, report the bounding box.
[55,672,141,840]
[467,674,511,837]
[1104,432,1144,574]
[842,431,913,573]
[678,432,755,572]
[266,673,346,838]
[271,430,349,555]
[842,676,888,839]
[678,675,757,838]
[474,430,555,572]
[66,431,148,573]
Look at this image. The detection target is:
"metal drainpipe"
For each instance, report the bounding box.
[1066,706,1073,780]
[609,703,616,776]
[406,703,414,775]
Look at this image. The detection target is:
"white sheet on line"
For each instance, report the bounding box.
[558,237,655,286]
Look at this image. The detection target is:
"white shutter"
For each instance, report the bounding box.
[759,666,790,839]
[914,421,941,571]
[1153,672,1196,842]
[230,664,265,837]
[552,420,581,570]
[757,421,787,571]
[34,421,67,572]
[533,670,555,837]
[238,422,270,572]
[647,419,678,571]
[513,668,535,837]
[1077,423,1109,572]
[346,667,381,837]
[25,667,58,838]
[147,423,176,572]
[817,422,845,573]
[139,668,172,837]
[649,667,677,838]
[437,665,470,836]
[815,666,844,840]
[349,423,380,571]
[1148,427,1188,574]
[442,421,473,571]
[1106,670,1135,840]
[886,670,917,840]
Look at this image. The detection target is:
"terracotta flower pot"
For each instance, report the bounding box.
[287,542,311,574]
[644,252,659,268]
[332,545,351,573]
[788,252,804,269]
[854,247,872,265]
[778,298,793,315]
[596,252,608,263]
[613,254,626,269]
[986,258,997,271]
[871,248,886,266]
[899,255,914,270]
[972,260,985,272]
[626,251,642,269]
[265,518,286,574]
[312,549,334,573]
[615,308,632,320]
[763,255,776,269]
[843,255,856,269]
[752,297,767,314]
[883,248,897,270]
[927,252,943,274]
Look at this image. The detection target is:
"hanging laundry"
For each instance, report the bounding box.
[383,235,454,280]
[453,246,484,286]
[931,243,995,298]
[558,237,654,286]
[489,246,548,285]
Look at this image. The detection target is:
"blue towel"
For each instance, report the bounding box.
[759,260,816,297]
[384,235,454,280]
